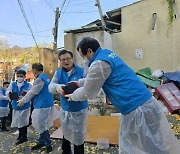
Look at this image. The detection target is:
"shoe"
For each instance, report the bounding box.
[16,138,28,145]
[13,130,19,135]
[31,144,45,150]
[46,146,52,153]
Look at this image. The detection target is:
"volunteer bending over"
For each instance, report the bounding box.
[65,37,180,154]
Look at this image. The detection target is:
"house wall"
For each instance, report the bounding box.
[64,33,75,52]
[64,0,180,72]
[64,31,113,67]
[112,0,180,72]
[39,48,56,80]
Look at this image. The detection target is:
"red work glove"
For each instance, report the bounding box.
[67,81,79,88]
[21,91,27,96]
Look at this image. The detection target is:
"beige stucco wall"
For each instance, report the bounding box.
[64,31,112,67]
[112,0,180,72]
[64,0,180,72]
[64,33,75,52]
[39,48,56,80]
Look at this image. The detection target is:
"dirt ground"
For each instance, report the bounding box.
[0,113,179,154]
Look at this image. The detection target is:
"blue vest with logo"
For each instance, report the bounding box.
[57,65,88,112]
[88,48,152,114]
[11,81,31,110]
[32,73,54,109]
[0,88,9,107]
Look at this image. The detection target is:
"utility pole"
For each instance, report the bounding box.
[52,7,60,71]
[95,0,106,30]
[52,7,60,53]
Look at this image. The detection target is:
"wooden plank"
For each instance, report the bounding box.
[51,116,120,145]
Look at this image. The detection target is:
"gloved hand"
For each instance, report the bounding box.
[67,81,79,88]
[65,94,74,101]
[18,96,23,100]
[2,96,9,100]
[17,99,25,107]
[56,84,65,95]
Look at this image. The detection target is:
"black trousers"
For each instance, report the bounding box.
[1,117,7,129]
[62,136,84,154]
[74,143,84,154]
[18,126,28,139]
[38,130,51,146]
[8,101,12,122]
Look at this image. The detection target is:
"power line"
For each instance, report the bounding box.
[27,0,39,41]
[62,0,128,13]
[67,0,94,7]
[61,10,98,14]
[42,0,54,11]
[17,0,39,47]
[34,28,52,33]
[0,30,51,37]
[59,0,67,11]
[59,0,71,20]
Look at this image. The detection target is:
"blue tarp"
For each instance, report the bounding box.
[163,71,180,82]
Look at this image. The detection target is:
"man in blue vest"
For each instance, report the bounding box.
[0,81,10,131]
[65,37,180,154]
[49,49,88,154]
[6,70,32,145]
[17,63,54,153]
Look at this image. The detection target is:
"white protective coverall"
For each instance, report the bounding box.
[48,68,88,146]
[70,60,180,154]
[6,82,31,128]
[19,77,58,134]
[0,91,9,117]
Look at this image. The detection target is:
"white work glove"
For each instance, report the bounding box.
[17,99,25,107]
[65,94,74,101]
[56,84,65,95]
[2,96,10,100]
[18,96,23,100]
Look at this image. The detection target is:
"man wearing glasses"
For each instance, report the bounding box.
[49,49,88,154]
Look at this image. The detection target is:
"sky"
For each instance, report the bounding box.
[0,0,139,48]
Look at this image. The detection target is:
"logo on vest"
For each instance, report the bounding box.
[108,53,117,58]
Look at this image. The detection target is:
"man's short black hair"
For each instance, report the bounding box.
[3,81,10,86]
[58,49,73,60]
[32,63,43,71]
[76,37,100,55]
[16,70,26,76]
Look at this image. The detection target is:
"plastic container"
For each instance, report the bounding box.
[97,138,109,149]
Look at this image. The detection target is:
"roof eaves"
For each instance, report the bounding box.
[64,25,102,34]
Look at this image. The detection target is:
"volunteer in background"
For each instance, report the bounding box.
[17,63,54,153]
[0,81,10,131]
[7,70,32,145]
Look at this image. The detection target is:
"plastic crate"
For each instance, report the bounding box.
[155,82,180,113]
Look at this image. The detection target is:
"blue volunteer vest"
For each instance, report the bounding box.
[0,88,9,107]
[88,48,152,114]
[57,65,88,112]
[11,81,31,110]
[32,73,54,109]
